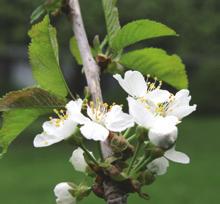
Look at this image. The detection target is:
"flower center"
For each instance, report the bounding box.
[155,95,174,116]
[146,75,162,93]
[49,109,68,127]
[88,101,116,123]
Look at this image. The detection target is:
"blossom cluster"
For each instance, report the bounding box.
[33,71,196,203]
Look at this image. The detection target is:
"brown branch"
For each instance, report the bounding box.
[68,0,128,203]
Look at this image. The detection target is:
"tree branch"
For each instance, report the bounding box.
[68,0,127,203]
[68,0,102,103]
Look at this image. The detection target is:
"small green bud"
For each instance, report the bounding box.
[143,142,164,159]
[138,170,156,185]
[151,147,164,159]
[93,35,101,53]
[68,183,91,201]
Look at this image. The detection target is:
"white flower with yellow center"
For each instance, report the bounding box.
[114,70,196,120]
[33,99,83,147]
[54,182,76,204]
[67,101,134,141]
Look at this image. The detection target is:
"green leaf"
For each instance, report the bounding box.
[112,19,178,51]
[30,5,46,24]
[119,48,188,89]
[0,109,46,157]
[28,15,68,97]
[30,0,63,24]
[70,36,82,65]
[0,87,66,111]
[102,0,121,46]
[0,87,66,157]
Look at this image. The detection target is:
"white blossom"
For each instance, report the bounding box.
[69,147,90,172]
[67,101,134,141]
[54,182,76,204]
[33,99,83,147]
[114,70,196,120]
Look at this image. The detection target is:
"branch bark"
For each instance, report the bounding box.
[68,0,128,203]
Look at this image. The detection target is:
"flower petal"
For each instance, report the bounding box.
[69,147,88,172]
[164,147,190,164]
[167,89,197,119]
[147,89,171,104]
[104,105,134,132]
[114,71,147,97]
[54,182,76,204]
[168,105,197,120]
[127,96,155,128]
[147,157,169,176]
[66,99,90,124]
[80,121,109,141]
[43,118,77,139]
[33,133,63,147]
[148,116,179,148]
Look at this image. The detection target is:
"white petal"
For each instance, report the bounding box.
[128,97,155,128]
[113,71,147,97]
[149,125,178,149]
[167,89,197,119]
[86,105,97,121]
[168,105,197,120]
[104,105,134,132]
[33,132,63,147]
[43,118,77,139]
[69,147,88,172]
[147,89,171,104]
[80,121,109,141]
[147,157,169,176]
[54,182,76,204]
[149,116,178,148]
[165,147,190,164]
[175,89,191,104]
[66,99,90,124]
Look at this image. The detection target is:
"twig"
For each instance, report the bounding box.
[68,1,128,203]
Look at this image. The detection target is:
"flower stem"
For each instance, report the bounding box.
[98,142,104,161]
[127,134,136,143]
[80,144,99,166]
[131,156,153,175]
[123,128,132,138]
[127,141,141,175]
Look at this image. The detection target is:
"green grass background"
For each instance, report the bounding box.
[0,117,219,204]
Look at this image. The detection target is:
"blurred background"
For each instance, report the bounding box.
[0,0,219,203]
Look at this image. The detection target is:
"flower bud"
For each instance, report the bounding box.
[54,182,76,204]
[138,170,156,185]
[69,147,91,172]
[109,133,133,154]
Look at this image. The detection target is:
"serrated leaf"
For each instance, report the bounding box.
[70,36,82,65]
[112,19,178,51]
[0,87,66,111]
[28,15,68,97]
[102,0,121,46]
[120,48,188,89]
[0,87,66,157]
[0,109,46,157]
